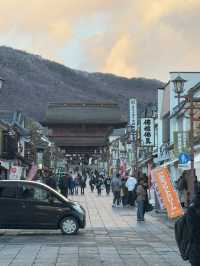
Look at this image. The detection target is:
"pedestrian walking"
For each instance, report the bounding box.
[44,170,57,190]
[176,175,188,207]
[89,175,95,192]
[69,171,75,195]
[104,176,111,195]
[58,174,69,197]
[74,174,79,195]
[96,176,103,196]
[111,173,122,207]
[80,174,86,195]
[121,177,128,207]
[136,179,146,221]
[125,173,137,206]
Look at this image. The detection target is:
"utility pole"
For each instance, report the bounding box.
[189,93,194,170]
[134,129,139,176]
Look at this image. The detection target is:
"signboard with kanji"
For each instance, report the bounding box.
[141,118,154,146]
[129,98,137,141]
[173,131,190,156]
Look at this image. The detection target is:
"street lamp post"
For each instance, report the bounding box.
[172,77,195,170]
[172,76,186,105]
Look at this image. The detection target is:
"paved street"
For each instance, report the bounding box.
[0,187,189,266]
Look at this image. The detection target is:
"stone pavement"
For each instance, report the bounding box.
[0,187,190,266]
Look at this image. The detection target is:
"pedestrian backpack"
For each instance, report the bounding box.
[174,213,192,261]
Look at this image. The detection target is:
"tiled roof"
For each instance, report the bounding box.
[45,102,127,125]
[111,128,126,137]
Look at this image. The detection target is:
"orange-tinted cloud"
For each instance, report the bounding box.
[102,35,138,77]
[0,0,200,80]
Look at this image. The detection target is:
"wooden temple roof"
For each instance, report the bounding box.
[45,102,126,126]
[44,102,127,151]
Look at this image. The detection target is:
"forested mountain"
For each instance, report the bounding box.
[0,46,163,122]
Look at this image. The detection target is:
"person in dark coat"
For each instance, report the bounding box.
[89,175,95,192]
[111,173,122,207]
[104,176,111,195]
[69,172,75,195]
[96,176,103,196]
[79,174,86,195]
[44,171,57,190]
[74,174,79,195]
[187,192,200,266]
[58,174,69,197]
[121,177,128,207]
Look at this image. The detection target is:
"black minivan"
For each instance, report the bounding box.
[0,180,86,235]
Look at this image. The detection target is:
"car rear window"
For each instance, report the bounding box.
[0,185,17,198]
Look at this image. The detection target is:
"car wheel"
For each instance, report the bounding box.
[60,217,79,235]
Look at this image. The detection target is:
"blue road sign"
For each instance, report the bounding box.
[178,153,190,165]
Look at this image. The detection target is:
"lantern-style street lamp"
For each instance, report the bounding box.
[172,76,187,105]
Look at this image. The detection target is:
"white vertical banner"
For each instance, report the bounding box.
[9,166,22,180]
[129,98,137,141]
[141,118,154,146]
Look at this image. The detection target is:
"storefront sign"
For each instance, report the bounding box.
[174,131,190,156]
[129,98,137,141]
[141,118,154,146]
[157,143,170,162]
[151,167,184,218]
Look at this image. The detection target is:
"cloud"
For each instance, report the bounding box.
[0,0,200,80]
[102,35,138,77]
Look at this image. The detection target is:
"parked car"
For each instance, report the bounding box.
[0,180,86,235]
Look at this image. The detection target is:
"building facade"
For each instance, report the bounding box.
[157,72,200,188]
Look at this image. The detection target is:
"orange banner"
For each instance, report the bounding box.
[151,167,184,218]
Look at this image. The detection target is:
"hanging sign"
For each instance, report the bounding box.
[141,118,154,146]
[174,131,190,156]
[129,98,137,141]
[119,159,126,178]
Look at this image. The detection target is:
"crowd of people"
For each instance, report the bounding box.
[110,171,151,221]
[34,168,110,197]
[34,168,151,222]
[33,167,200,265]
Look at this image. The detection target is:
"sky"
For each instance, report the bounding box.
[0,0,199,81]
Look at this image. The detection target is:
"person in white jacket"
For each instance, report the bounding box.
[125,174,137,206]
